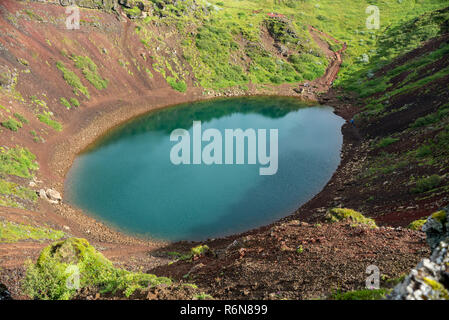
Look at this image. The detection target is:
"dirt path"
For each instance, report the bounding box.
[298,26,348,99]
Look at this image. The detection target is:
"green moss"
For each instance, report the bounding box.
[327,208,377,228]
[422,277,449,299]
[408,219,427,231]
[23,238,172,300]
[330,288,389,300]
[431,210,447,224]
[0,220,64,243]
[191,244,210,257]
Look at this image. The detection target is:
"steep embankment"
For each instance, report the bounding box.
[0,0,448,300]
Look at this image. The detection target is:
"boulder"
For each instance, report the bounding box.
[388,241,449,300]
[422,207,449,251]
[387,207,449,300]
[46,188,62,202]
[0,283,12,300]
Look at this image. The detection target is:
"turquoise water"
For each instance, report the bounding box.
[65,97,345,241]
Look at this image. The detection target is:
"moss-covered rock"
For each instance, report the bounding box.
[326,208,377,228]
[407,218,427,231]
[388,241,449,300]
[23,238,171,300]
[422,207,449,251]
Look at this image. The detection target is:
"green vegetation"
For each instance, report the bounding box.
[411,175,442,194]
[0,146,38,179]
[59,97,71,109]
[326,208,377,228]
[431,210,447,224]
[408,218,427,231]
[23,238,172,300]
[13,113,28,124]
[167,77,187,92]
[330,288,389,300]
[167,244,212,261]
[69,97,80,108]
[56,61,90,98]
[0,179,37,204]
[0,220,64,243]
[37,111,62,131]
[72,55,108,90]
[375,137,399,149]
[124,6,141,18]
[1,117,22,131]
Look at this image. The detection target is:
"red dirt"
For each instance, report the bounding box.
[0,1,446,300]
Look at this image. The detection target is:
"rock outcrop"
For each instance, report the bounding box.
[0,283,12,300]
[388,208,449,300]
[422,207,449,251]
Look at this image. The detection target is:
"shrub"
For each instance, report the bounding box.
[72,55,108,90]
[37,112,62,132]
[60,97,71,109]
[23,238,172,300]
[56,61,90,98]
[1,118,22,132]
[13,113,29,124]
[326,208,377,228]
[167,77,187,92]
[411,175,442,193]
[376,137,399,148]
[69,98,80,108]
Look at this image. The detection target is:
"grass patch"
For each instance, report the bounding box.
[375,137,399,149]
[0,220,64,243]
[330,288,389,300]
[37,112,62,132]
[0,179,37,204]
[326,208,377,228]
[167,77,187,92]
[0,146,38,178]
[23,238,172,300]
[411,175,442,193]
[1,118,22,132]
[13,113,28,124]
[72,55,108,90]
[59,97,71,109]
[56,61,90,98]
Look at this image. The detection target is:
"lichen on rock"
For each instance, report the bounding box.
[388,241,449,300]
[422,207,448,251]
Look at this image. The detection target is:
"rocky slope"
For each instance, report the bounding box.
[0,0,449,299]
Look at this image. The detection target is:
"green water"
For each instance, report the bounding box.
[65,97,344,241]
